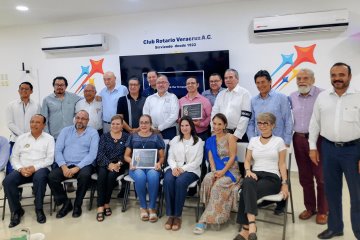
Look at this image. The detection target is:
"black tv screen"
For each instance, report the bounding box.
[119,50,229,98]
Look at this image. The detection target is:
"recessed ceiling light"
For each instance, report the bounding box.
[16,5,29,11]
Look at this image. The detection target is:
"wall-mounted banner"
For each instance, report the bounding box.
[142,34,212,50]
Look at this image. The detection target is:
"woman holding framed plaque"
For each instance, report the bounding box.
[124,114,165,222]
[96,115,129,222]
[193,113,241,234]
[163,116,204,231]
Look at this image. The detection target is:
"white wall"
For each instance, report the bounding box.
[0,0,359,170]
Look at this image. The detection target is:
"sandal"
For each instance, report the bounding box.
[233,226,249,240]
[248,221,257,240]
[149,210,158,223]
[104,207,112,216]
[165,217,174,230]
[140,208,149,221]
[172,217,182,231]
[193,223,206,234]
[96,212,105,222]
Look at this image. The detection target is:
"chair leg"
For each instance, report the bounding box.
[289,184,295,223]
[49,192,53,216]
[89,181,96,211]
[2,195,6,220]
[121,181,130,212]
[282,199,289,240]
[157,185,163,218]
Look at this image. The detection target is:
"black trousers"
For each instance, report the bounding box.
[3,168,49,212]
[48,165,93,208]
[236,171,281,224]
[96,165,127,207]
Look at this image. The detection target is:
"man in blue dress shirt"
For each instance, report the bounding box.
[48,110,99,218]
[100,71,128,133]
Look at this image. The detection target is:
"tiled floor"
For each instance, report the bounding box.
[0,173,355,240]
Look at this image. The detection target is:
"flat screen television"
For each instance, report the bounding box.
[119,50,229,98]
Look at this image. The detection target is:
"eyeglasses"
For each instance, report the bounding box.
[54,84,66,87]
[257,121,270,126]
[139,121,150,125]
[210,80,220,83]
[129,84,140,87]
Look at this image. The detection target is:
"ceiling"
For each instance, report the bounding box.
[0,0,238,28]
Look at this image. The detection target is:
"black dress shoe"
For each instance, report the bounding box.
[9,208,25,228]
[318,229,344,239]
[56,200,73,218]
[35,209,46,224]
[72,206,82,218]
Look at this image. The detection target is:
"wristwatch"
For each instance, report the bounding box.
[281,179,289,185]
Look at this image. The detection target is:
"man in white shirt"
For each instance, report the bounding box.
[309,62,360,240]
[76,84,103,135]
[3,114,55,228]
[143,74,179,140]
[211,69,252,141]
[100,71,128,133]
[6,81,40,149]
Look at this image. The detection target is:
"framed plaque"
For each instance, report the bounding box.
[131,149,157,169]
[182,103,202,120]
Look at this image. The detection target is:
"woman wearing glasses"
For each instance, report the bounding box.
[234,112,288,240]
[124,114,165,223]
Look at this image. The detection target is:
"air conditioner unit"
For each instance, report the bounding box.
[41,33,107,52]
[253,9,349,37]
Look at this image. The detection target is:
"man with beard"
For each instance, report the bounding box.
[309,62,360,239]
[48,110,99,219]
[289,69,328,225]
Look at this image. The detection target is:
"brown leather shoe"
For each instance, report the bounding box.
[316,214,328,225]
[299,210,316,220]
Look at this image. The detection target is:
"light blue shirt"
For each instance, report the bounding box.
[100,85,128,122]
[41,92,81,139]
[247,89,293,145]
[0,136,10,170]
[55,125,99,169]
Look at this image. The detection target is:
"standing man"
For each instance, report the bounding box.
[0,136,10,190]
[289,69,328,225]
[100,71,128,133]
[143,74,179,140]
[309,62,360,239]
[179,76,212,140]
[76,84,103,136]
[7,82,40,152]
[3,114,54,227]
[117,77,146,133]
[48,110,99,219]
[202,73,225,106]
[142,70,158,97]
[41,76,81,140]
[247,70,293,146]
[211,68,252,141]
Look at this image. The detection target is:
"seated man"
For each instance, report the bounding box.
[3,114,54,228]
[0,136,10,190]
[48,110,99,218]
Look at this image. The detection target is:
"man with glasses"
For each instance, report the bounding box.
[202,73,224,106]
[143,74,179,140]
[6,82,40,156]
[76,84,103,136]
[179,76,212,140]
[48,110,99,219]
[41,76,81,140]
[117,77,146,133]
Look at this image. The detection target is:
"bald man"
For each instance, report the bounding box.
[100,71,128,133]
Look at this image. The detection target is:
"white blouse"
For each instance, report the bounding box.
[167,135,204,177]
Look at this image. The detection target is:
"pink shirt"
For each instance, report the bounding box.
[179,93,212,134]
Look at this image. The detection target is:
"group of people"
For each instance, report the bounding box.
[0,62,358,240]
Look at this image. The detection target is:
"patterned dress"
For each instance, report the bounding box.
[199,134,241,224]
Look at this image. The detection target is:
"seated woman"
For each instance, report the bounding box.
[124,114,165,222]
[96,114,129,222]
[163,116,204,231]
[193,113,241,234]
[234,112,289,240]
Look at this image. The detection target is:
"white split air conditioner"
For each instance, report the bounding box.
[41,34,107,52]
[253,9,349,37]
